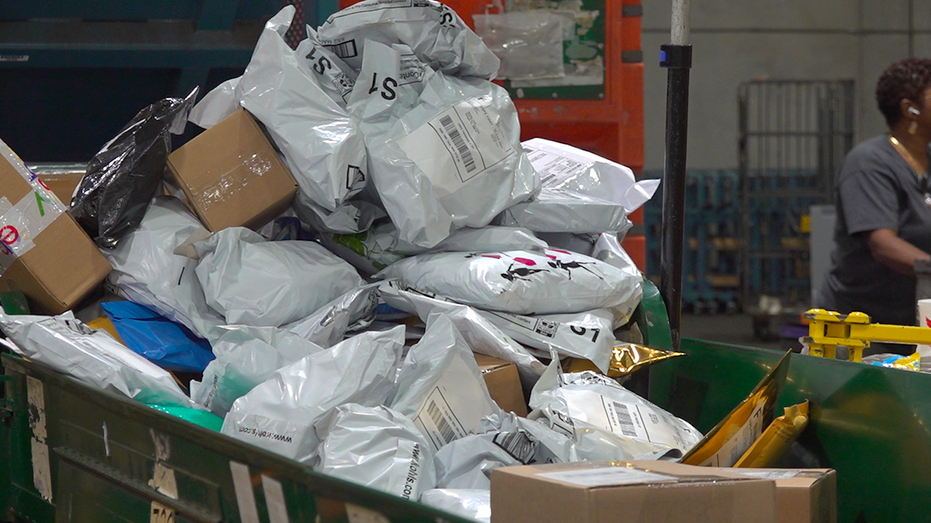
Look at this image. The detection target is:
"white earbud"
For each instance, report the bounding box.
[909,106,921,116]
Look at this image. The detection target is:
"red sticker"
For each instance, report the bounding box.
[513,257,536,266]
[548,248,571,255]
[481,254,501,259]
[926,317,931,328]
[0,225,19,245]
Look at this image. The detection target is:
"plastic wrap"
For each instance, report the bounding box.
[473,10,566,80]
[104,196,225,340]
[349,40,539,248]
[0,312,195,408]
[316,0,500,79]
[433,434,521,489]
[420,489,490,523]
[221,326,404,464]
[528,357,703,461]
[188,78,240,129]
[235,6,368,214]
[100,301,215,373]
[496,138,661,235]
[315,403,436,501]
[379,279,614,374]
[389,314,499,451]
[192,227,364,327]
[72,89,197,249]
[376,248,641,316]
[190,325,325,417]
[284,283,379,347]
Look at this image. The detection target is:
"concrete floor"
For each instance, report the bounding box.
[680,312,803,352]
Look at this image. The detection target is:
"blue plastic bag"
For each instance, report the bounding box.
[101,301,215,372]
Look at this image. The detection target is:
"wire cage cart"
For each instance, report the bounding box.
[738,79,855,318]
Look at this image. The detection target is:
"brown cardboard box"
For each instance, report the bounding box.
[0,144,111,314]
[491,460,777,523]
[37,170,85,206]
[723,469,836,523]
[166,109,297,232]
[474,354,528,417]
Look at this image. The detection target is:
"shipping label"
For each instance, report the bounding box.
[395,96,516,197]
[537,466,677,488]
[524,146,588,187]
[700,399,766,467]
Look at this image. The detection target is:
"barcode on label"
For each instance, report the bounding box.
[611,402,639,438]
[439,115,477,174]
[492,431,536,464]
[324,40,358,59]
[427,400,456,445]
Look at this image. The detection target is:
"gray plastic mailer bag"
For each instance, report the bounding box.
[315,403,436,501]
[420,489,491,523]
[193,227,364,327]
[376,248,640,316]
[296,26,359,108]
[317,0,500,79]
[0,312,196,408]
[390,314,499,451]
[590,232,644,328]
[104,196,225,340]
[190,325,326,417]
[285,283,380,347]
[221,325,405,464]
[237,6,367,214]
[350,40,539,248]
[432,433,522,489]
[379,279,613,375]
[497,138,661,234]
[528,357,703,461]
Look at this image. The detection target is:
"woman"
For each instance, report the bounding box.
[818,58,931,350]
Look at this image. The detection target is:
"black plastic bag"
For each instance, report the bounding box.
[71,88,197,249]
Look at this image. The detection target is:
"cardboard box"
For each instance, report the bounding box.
[474,354,528,417]
[0,143,111,314]
[724,469,836,523]
[491,460,777,523]
[166,109,297,232]
[36,169,85,206]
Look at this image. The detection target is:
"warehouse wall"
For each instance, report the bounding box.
[642,0,931,171]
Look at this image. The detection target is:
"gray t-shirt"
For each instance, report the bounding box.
[818,134,931,326]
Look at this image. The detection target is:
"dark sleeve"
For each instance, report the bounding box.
[837,152,902,235]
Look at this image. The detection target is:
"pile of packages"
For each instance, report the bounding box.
[0,2,716,521]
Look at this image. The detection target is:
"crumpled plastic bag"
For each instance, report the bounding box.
[188,78,240,129]
[316,0,500,79]
[390,314,500,451]
[190,325,325,417]
[376,248,641,316]
[528,356,703,461]
[296,26,358,108]
[479,410,578,464]
[104,196,225,340]
[0,311,196,408]
[591,232,644,328]
[349,40,538,248]
[284,283,379,347]
[325,223,548,276]
[191,227,363,327]
[433,433,523,489]
[379,279,613,375]
[100,300,215,373]
[420,489,491,523]
[315,403,436,501]
[221,325,404,464]
[72,89,197,249]
[234,6,368,215]
[496,138,661,235]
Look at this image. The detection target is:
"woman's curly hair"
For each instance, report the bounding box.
[876,57,931,127]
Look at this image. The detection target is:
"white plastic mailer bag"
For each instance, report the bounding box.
[317,0,500,79]
[315,404,436,501]
[325,223,548,277]
[296,26,358,108]
[221,325,405,464]
[376,248,640,316]
[528,357,703,461]
[390,314,499,451]
[285,283,380,347]
[193,227,364,327]
[591,232,644,327]
[350,40,538,248]
[104,196,225,340]
[420,489,491,523]
[0,312,195,408]
[379,280,613,375]
[237,6,367,213]
[479,410,578,464]
[188,77,240,129]
[497,138,661,234]
[190,325,325,417]
[433,434,521,489]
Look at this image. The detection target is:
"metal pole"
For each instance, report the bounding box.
[660,0,692,351]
